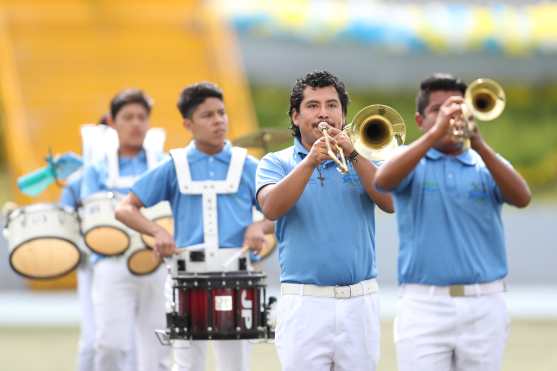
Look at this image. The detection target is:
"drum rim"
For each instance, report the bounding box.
[126,249,162,276]
[140,216,172,247]
[7,204,77,221]
[81,191,121,202]
[83,225,131,256]
[9,237,81,280]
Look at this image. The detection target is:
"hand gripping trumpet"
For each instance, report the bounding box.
[318,104,406,173]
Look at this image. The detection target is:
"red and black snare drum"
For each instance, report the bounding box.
[166,271,272,340]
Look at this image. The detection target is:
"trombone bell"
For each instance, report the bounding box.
[348,104,406,161]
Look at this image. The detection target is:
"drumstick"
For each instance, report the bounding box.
[222,245,250,268]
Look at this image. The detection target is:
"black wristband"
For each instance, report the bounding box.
[348,150,359,162]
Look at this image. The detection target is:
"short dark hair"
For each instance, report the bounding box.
[177,82,224,119]
[288,70,349,139]
[98,113,109,126]
[110,89,153,119]
[416,73,467,115]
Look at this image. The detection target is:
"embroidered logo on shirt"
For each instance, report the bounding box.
[423,180,440,192]
[468,182,488,202]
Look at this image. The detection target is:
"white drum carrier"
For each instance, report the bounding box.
[3,203,82,279]
[168,145,249,274]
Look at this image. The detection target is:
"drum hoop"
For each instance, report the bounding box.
[9,237,81,280]
[173,272,266,289]
[83,225,131,256]
[127,249,162,276]
[6,204,76,224]
[81,191,119,203]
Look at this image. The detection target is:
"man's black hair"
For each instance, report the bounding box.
[177,82,224,119]
[416,73,467,115]
[110,89,153,119]
[288,70,349,139]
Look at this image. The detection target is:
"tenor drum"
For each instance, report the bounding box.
[126,234,162,276]
[4,204,81,279]
[79,192,130,256]
[140,201,173,248]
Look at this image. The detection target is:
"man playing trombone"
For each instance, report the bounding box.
[256,70,393,371]
[374,73,531,371]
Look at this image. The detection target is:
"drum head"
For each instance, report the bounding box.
[141,217,173,248]
[84,226,129,256]
[10,238,80,279]
[127,249,162,275]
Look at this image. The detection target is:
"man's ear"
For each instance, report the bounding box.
[291,111,300,129]
[183,117,192,131]
[107,115,116,129]
[415,112,424,130]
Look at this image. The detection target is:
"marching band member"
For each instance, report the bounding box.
[256,71,393,371]
[81,89,170,371]
[374,73,531,371]
[115,82,273,371]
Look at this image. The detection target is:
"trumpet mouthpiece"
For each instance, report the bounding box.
[318,122,329,131]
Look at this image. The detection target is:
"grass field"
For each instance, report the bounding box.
[1,320,556,371]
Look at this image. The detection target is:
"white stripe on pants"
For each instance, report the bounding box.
[164,275,251,371]
[275,293,380,371]
[93,258,171,371]
[394,292,510,371]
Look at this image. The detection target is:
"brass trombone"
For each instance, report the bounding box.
[319,104,406,173]
[451,78,506,143]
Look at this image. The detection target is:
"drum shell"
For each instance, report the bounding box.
[79,192,130,256]
[170,272,266,340]
[4,204,82,279]
[125,233,162,276]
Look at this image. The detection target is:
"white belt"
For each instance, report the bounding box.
[400,280,506,298]
[281,279,378,299]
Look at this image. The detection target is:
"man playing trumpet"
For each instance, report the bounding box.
[256,70,393,371]
[374,73,531,371]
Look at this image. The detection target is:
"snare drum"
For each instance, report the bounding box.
[140,201,173,248]
[4,204,82,279]
[166,271,268,340]
[125,234,162,276]
[79,192,130,256]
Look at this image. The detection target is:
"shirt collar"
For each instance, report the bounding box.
[119,149,146,164]
[425,147,477,166]
[186,140,232,164]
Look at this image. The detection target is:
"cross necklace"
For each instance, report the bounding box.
[316,165,325,186]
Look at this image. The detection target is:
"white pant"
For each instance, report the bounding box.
[275,293,380,371]
[164,276,251,371]
[93,257,171,371]
[394,291,510,371]
[76,261,96,371]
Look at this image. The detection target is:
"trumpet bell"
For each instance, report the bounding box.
[465,78,505,122]
[347,104,406,161]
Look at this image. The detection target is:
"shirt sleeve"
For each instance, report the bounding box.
[59,176,82,209]
[80,164,103,198]
[131,158,174,208]
[243,155,260,209]
[255,152,286,197]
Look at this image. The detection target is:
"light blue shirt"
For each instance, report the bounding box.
[59,173,82,209]
[256,138,378,286]
[390,148,507,285]
[131,141,259,249]
[81,150,150,198]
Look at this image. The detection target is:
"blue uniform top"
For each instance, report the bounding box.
[256,138,378,286]
[59,173,83,209]
[81,150,150,198]
[388,148,508,285]
[131,141,259,249]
